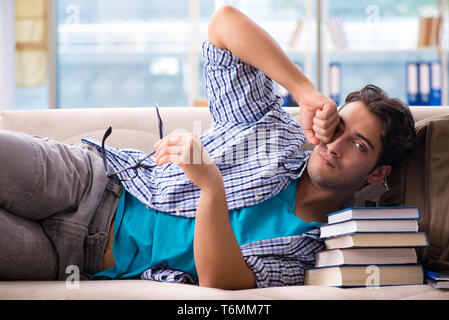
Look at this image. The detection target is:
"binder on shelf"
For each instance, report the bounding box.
[418,62,431,106]
[429,60,442,106]
[406,62,419,106]
[329,63,341,106]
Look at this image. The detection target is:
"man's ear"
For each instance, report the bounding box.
[366,165,391,184]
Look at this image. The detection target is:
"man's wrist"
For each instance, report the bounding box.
[293,81,316,108]
[199,166,225,193]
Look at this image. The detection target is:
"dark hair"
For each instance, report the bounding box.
[342,84,416,169]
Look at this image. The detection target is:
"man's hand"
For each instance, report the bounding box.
[154,132,222,190]
[296,87,340,145]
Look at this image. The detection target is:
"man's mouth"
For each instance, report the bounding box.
[319,154,336,168]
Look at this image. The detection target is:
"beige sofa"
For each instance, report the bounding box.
[1,106,449,300]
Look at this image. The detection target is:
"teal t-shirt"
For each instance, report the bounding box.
[92,179,323,280]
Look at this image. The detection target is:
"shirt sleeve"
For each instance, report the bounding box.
[202,40,283,124]
[240,229,325,288]
[140,263,198,285]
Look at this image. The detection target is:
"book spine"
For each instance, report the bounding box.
[329,63,341,105]
[429,60,442,106]
[406,62,419,106]
[418,62,431,106]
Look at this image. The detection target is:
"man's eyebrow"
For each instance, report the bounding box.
[339,116,375,150]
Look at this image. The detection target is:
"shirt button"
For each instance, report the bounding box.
[254,195,261,201]
[175,210,181,216]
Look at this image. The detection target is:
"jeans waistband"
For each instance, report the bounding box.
[83,178,123,279]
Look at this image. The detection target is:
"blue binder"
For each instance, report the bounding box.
[406,62,419,106]
[429,60,442,106]
[418,62,431,106]
[329,63,341,105]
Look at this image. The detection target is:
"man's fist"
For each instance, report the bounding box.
[296,87,339,145]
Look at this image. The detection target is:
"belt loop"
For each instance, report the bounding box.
[105,178,123,197]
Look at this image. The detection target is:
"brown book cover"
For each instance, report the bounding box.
[429,16,442,47]
[417,17,432,48]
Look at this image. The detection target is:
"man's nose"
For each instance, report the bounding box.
[325,133,343,158]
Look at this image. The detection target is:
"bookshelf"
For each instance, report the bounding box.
[319,0,449,107]
[219,0,449,108]
[6,0,448,109]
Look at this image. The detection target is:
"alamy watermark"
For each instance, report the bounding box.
[166,120,281,176]
[365,265,380,289]
[65,265,80,290]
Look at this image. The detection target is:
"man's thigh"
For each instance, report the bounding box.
[0,130,103,221]
[0,208,58,280]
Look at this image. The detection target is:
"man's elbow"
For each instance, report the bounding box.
[198,272,256,290]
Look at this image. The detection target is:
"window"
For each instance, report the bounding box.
[12,0,448,109]
[56,0,214,108]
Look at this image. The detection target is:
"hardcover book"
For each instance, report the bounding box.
[305,265,424,287]
[314,248,417,268]
[320,219,419,239]
[323,232,429,250]
[326,207,420,225]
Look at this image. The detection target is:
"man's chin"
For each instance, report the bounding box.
[307,163,357,191]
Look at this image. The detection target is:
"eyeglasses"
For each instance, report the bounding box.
[101,103,164,182]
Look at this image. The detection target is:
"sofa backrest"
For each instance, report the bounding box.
[379,113,449,270]
[1,106,449,154]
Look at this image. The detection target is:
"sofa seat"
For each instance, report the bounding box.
[1,280,448,300]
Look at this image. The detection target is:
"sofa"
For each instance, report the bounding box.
[1,106,449,300]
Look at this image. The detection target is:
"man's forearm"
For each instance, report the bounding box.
[208,5,315,98]
[194,179,256,290]
[208,5,339,146]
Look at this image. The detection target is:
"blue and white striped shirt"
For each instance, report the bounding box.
[82,41,311,218]
[82,40,324,287]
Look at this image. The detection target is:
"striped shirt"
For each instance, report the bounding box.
[82,40,324,287]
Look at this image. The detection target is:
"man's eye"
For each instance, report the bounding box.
[354,141,366,151]
[336,122,344,132]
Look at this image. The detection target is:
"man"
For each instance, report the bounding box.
[0,6,415,289]
[142,6,414,289]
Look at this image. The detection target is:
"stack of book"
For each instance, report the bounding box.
[305,207,429,287]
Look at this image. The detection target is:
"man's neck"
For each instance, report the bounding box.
[294,172,354,223]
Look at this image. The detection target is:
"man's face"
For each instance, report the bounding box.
[307,101,385,191]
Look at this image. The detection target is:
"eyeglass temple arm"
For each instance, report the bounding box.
[155,102,163,139]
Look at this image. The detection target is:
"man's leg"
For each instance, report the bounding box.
[0,130,100,220]
[0,130,111,280]
[0,208,58,280]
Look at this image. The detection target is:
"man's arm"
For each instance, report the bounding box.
[154,133,256,290]
[194,177,256,289]
[208,5,339,145]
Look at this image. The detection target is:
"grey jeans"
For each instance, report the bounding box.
[0,130,123,280]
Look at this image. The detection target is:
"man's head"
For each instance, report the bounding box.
[307,84,415,192]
